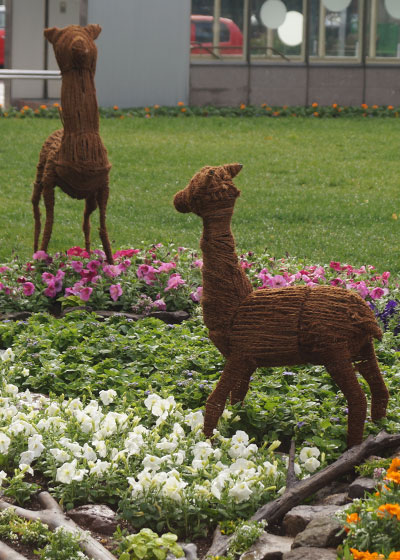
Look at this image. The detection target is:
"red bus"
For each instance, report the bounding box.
[191,15,243,56]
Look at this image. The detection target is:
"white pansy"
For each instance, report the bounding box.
[299,446,320,463]
[230,458,255,473]
[46,403,60,417]
[210,470,231,499]
[59,438,82,458]
[144,393,162,411]
[228,480,253,503]
[21,367,30,377]
[184,410,203,431]
[142,454,162,471]
[28,434,44,458]
[75,411,94,434]
[156,438,178,453]
[171,423,185,438]
[161,473,187,502]
[193,484,211,497]
[19,464,34,476]
[152,471,168,487]
[1,348,15,362]
[19,450,35,466]
[128,479,143,497]
[0,471,7,486]
[9,420,35,436]
[36,417,66,433]
[213,449,222,461]
[137,469,153,488]
[0,432,11,454]
[294,463,301,476]
[5,384,18,395]
[228,443,247,459]
[0,404,17,420]
[152,397,176,419]
[112,450,126,463]
[56,460,87,484]
[193,441,214,461]
[50,448,71,463]
[173,450,186,465]
[222,409,233,420]
[303,457,320,473]
[67,398,83,412]
[99,389,117,406]
[192,459,206,471]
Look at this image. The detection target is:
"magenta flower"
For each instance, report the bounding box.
[330,261,342,271]
[103,264,121,279]
[23,282,35,296]
[370,287,386,300]
[381,271,391,285]
[110,283,123,302]
[330,278,344,287]
[44,283,57,298]
[190,286,203,302]
[79,286,93,302]
[353,281,369,299]
[157,262,176,274]
[153,298,167,311]
[165,273,185,291]
[87,260,100,272]
[118,259,131,272]
[193,259,203,269]
[33,250,50,261]
[0,266,10,273]
[67,246,89,258]
[137,264,157,285]
[113,249,140,259]
[70,260,84,273]
[272,275,287,288]
[42,272,54,284]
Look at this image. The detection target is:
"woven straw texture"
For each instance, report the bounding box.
[174,164,389,448]
[31,24,113,264]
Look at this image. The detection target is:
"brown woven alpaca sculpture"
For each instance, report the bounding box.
[32,24,113,264]
[174,164,389,448]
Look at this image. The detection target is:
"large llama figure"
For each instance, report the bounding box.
[32,24,113,264]
[174,164,389,448]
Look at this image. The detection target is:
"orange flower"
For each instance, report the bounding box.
[332,103,338,109]
[282,104,288,110]
[113,105,119,110]
[177,101,185,106]
[372,104,378,109]
[181,107,187,112]
[312,102,318,107]
[272,111,280,116]
[389,553,400,560]
[40,104,47,110]
[240,103,246,110]
[154,104,160,109]
[313,111,319,117]
[386,458,400,483]
[119,115,125,119]
[361,103,368,109]
[261,103,267,107]
[144,107,150,112]
[350,550,384,560]
[347,512,360,524]
[3,112,8,117]
[20,109,25,114]
[145,114,151,118]
[388,105,394,110]
[53,102,60,108]
[34,109,39,114]
[378,503,400,520]
[22,105,30,111]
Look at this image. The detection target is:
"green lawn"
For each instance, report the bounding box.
[1,116,400,272]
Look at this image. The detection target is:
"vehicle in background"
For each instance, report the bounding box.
[0,5,5,68]
[190,14,243,56]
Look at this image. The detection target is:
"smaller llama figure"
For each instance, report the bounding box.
[173,164,389,448]
[32,24,114,264]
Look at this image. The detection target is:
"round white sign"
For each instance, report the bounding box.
[322,0,352,11]
[385,0,400,19]
[260,0,287,29]
[278,11,303,47]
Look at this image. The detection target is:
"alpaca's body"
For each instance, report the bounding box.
[174,164,389,448]
[32,24,113,264]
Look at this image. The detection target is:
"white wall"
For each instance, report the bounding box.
[87,0,190,107]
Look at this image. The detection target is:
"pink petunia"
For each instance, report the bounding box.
[381,271,391,285]
[87,260,101,272]
[42,272,54,284]
[190,286,203,302]
[103,264,122,279]
[354,281,369,299]
[330,278,344,287]
[0,266,10,273]
[22,282,35,296]
[117,259,131,273]
[79,286,93,302]
[137,264,157,285]
[192,259,203,269]
[165,273,185,291]
[44,282,57,298]
[70,260,84,273]
[370,287,386,300]
[330,261,342,271]
[157,262,176,274]
[33,250,50,261]
[109,283,123,302]
[113,249,140,259]
[153,298,167,311]
[67,246,89,258]
[272,274,287,288]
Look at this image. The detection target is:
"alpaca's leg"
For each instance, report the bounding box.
[82,195,98,255]
[40,186,55,253]
[325,349,367,448]
[96,186,113,264]
[230,366,255,404]
[356,340,389,421]
[204,355,253,438]
[31,179,43,253]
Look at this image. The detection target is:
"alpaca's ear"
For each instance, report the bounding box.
[85,24,102,40]
[205,168,215,186]
[224,163,243,178]
[44,27,61,44]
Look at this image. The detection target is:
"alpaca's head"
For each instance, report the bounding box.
[174,164,242,217]
[44,24,101,73]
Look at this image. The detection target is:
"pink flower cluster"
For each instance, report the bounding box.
[136,262,186,292]
[42,269,65,298]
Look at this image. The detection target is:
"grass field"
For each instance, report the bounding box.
[1,116,400,272]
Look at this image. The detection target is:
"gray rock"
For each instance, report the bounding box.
[282,547,338,560]
[314,481,350,502]
[348,477,377,499]
[167,543,197,560]
[205,527,231,558]
[318,492,350,506]
[291,515,344,548]
[282,505,345,537]
[67,504,119,535]
[239,532,293,560]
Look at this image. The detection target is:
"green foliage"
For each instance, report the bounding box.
[2,468,41,505]
[355,457,392,478]
[35,526,90,560]
[209,520,266,560]
[0,507,49,546]
[114,527,184,560]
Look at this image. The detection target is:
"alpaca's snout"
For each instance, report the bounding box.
[173,189,191,213]
[225,163,243,178]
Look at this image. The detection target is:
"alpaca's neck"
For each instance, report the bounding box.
[60,69,99,134]
[200,209,253,332]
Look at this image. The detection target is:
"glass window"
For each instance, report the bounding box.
[369,0,400,59]
[191,0,245,59]
[250,0,305,60]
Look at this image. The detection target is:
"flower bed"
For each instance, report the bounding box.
[1,102,399,119]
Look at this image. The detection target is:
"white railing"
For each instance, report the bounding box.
[0,69,61,80]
